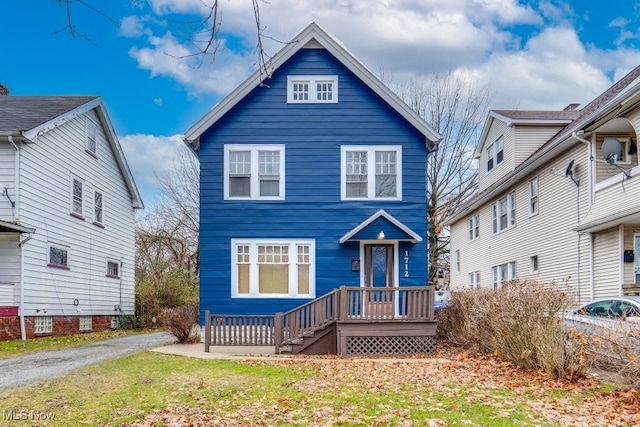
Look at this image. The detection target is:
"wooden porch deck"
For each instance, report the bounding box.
[204,286,437,357]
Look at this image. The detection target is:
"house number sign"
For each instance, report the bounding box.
[404,250,409,277]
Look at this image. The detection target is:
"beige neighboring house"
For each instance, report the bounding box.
[447,66,640,302]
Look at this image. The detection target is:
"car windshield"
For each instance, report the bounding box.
[578,300,640,318]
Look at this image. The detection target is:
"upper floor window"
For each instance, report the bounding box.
[341,145,402,200]
[232,239,315,298]
[94,190,104,226]
[71,176,84,218]
[287,75,338,103]
[455,249,460,274]
[224,145,285,200]
[492,192,515,234]
[85,118,98,157]
[529,177,538,215]
[486,136,504,171]
[468,214,479,240]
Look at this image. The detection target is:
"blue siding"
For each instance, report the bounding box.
[199,48,429,317]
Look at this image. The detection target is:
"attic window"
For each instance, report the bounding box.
[486,136,504,171]
[287,75,338,103]
[85,118,98,157]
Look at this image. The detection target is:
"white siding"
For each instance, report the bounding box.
[592,227,622,298]
[0,233,20,305]
[18,109,137,317]
[450,143,592,301]
[0,144,15,221]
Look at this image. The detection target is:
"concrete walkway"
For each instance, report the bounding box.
[151,343,280,360]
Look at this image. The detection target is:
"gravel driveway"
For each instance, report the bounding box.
[0,332,174,391]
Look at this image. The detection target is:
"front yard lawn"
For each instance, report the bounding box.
[0,349,638,426]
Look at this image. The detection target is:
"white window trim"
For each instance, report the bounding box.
[287,75,338,103]
[529,177,539,216]
[468,214,479,241]
[530,255,539,273]
[455,249,460,274]
[70,175,84,218]
[106,258,120,278]
[34,316,53,334]
[231,239,316,298]
[223,145,285,201]
[487,136,504,172]
[340,145,402,201]
[492,261,516,289]
[469,271,480,288]
[492,192,515,234]
[85,117,98,157]
[94,188,104,226]
[48,242,70,269]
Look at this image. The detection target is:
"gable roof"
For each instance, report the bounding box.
[448,65,640,225]
[339,209,422,243]
[0,96,144,209]
[184,22,442,152]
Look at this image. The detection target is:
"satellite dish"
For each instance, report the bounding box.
[565,159,579,186]
[565,159,575,178]
[602,138,623,164]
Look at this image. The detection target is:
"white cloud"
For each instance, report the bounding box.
[119,134,189,205]
[119,15,146,37]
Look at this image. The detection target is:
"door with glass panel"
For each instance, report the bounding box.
[363,244,395,317]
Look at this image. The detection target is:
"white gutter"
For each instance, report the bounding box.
[8,136,26,340]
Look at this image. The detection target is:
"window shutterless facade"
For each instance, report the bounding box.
[48,243,69,269]
[224,145,285,200]
[469,271,480,288]
[486,136,504,171]
[492,261,516,289]
[85,117,98,156]
[468,214,479,240]
[34,316,53,334]
[71,176,84,217]
[529,177,538,215]
[492,192,515,234]
[231,239,315,298]
[106,259,120,278]
[79,316,92,331]
[287,75,338,103]
[455,249,460,274]
[94,190,103,225]
[341,145,402,200]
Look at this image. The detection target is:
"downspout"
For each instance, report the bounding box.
[571,131,593,301]
[8,136,26,340]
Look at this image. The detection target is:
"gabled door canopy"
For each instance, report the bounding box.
[339,209,422,243]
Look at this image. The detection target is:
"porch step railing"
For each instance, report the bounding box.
[204,286,435,353]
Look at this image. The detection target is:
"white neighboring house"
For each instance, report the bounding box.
[447,65,640,303]
[0,95,143,340]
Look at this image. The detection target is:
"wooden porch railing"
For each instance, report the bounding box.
[623,283,640,296]
[204,286,435,352]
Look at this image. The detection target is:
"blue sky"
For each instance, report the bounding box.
[3,0,640,206]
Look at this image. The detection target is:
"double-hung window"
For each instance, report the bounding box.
[106,259,120,278]
[85,117,98,156]
[224,145,285,200]
[492,261,516,289]
[455,249,461,274]
[341,146,402,200]
[94,190,104,225]
[287,75,338,103]
[486,136,504,171]
[529,177,538,215]
[232,239,315,298]
[71,176,84,218]
[492,192,515,234]
[468,214,479,240]
[469,271,480,288]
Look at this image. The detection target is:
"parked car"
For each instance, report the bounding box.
[434,291,451,314]
[564,296,640,334]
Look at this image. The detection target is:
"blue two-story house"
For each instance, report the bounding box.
[184,23,441,356]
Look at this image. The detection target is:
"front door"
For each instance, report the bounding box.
[363,244,395,317]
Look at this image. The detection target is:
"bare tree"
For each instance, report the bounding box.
[135,146,200,322]
[395,73,490,287]
[54,0,274,74]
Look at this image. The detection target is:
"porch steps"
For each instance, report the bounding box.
[279,322,337,355]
